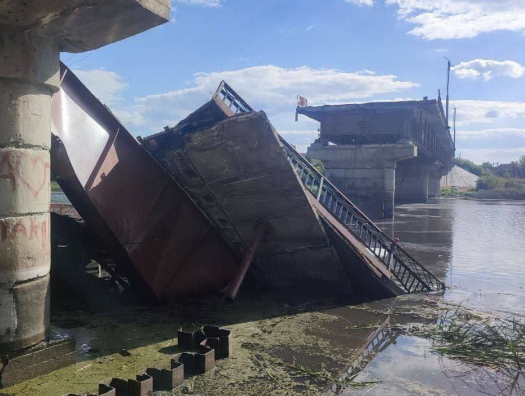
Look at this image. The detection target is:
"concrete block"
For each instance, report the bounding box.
[0,149,51,216]
[0,338,75,387]
[0,1,170,53]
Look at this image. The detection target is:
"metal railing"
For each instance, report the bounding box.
[279,137,444,293]
[50,203,82,220]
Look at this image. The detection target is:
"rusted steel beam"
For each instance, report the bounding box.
[225,221,269,301]
[51,64,239,301]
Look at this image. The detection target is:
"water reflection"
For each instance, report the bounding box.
[328,316,399,395]
[339,199,525,395]
[379,200,525,315]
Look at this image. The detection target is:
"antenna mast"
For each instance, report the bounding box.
[445,58,451,132]
[453,106,456,152]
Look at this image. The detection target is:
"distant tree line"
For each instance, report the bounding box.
[454,155,525,197]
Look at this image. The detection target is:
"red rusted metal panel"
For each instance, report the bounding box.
[50,64,238,300]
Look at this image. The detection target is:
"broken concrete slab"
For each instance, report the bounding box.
[0,339,76,387]
[143,110,350,291]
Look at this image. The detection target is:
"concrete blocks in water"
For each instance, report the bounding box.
[0,339,76,387]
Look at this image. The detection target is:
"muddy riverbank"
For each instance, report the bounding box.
[3,199,525,396]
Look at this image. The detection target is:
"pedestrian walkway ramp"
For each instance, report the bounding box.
[142,83,444,297]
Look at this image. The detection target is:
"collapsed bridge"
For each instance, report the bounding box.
[51,66,444,303]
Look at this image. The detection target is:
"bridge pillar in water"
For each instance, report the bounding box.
[307,142,416,219]
[395,157,440,204]
[0,1,169,355]
[428,167,451,198]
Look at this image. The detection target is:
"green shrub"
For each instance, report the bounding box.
[504,178,525,189]
[476,174,505,190]
[454,157,482,176]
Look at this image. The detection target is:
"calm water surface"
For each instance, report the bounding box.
[341,199,525,395]
[382,199,525,315]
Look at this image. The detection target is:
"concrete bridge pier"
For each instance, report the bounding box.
[307,142,416,219]
[395,157,440,204]
[0,30,58,354]
[428,167,451,198]
[0,1,169,356]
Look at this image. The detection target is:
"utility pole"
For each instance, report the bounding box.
[445,58,451,131]
[453,106,457,152]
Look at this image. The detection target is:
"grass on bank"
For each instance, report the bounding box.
[441,174,525,200]
[417,309,525,394]
[51,180,62,192]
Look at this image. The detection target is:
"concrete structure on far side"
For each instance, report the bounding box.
[441,166,480,190]
[299,97,455,219]
[0,0,170,356]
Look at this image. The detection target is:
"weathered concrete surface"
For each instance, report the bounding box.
[143,111,350,290]
[0,0,170,52]
[299,98,455,217]
[428,167,450,198]
[297,99,454,163]
[0,0,169,355]
[396,157,440,204]
[307,142,416,219]
[0,30,57,355]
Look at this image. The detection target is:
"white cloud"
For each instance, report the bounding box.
[72,69,128,105]
[137,65,417,116]
[452,59,525,81]
[174,0,221,7]
[345,0,374,6]
[382,0,525,40]
[113,109,146,127]
[452,100,525,127]
[456,128,525,140]
[456,148,525,165]
[305,24,317,32]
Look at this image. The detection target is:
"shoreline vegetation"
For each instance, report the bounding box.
[444,156,525,200]
[441,187,525,200]
[51,180,62,192]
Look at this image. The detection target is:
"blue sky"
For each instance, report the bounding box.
[61,0,525,164]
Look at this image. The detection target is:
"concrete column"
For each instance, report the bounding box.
[428,167,451,198]
[428,173,441,198]
[396,157,439,204]
[0,30,59,354]
[307,142,416,219]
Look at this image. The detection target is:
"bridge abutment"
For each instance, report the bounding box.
[307,142,416,219]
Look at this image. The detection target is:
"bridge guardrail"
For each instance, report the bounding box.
[279,137,445,293]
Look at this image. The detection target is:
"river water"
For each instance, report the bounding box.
[6,198,525,396]
[340,199,525,395]
[381,199,525,316]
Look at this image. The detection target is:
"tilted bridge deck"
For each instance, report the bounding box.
[142,81,444,297]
